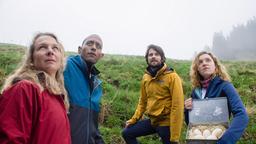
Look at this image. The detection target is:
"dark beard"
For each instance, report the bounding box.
[147,63,164,77]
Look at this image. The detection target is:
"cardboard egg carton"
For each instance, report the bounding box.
[186,97,229,144]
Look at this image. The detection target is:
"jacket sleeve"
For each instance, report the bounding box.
[0,81,40,144]
[126,79,147,125]
[217,83,249,144]
[169,73,184,142]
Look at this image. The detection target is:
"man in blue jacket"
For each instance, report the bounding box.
[64,34,104,144]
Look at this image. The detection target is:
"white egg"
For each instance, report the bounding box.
[212,128,223,138]
[193,134,205,139]
[202,129,211,138]
[193,128,202,136]
[206,134,218,140]
[188,129,194,136]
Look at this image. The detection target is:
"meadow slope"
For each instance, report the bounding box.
[0,44,255,144]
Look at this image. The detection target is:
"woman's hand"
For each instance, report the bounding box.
[185,98,193,109]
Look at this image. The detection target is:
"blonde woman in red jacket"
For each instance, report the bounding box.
[0,32,71,144]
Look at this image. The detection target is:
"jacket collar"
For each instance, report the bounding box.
[146,63,173,78]
[79,55,100,76]
[71,55,100,76]
[194,76,223,99]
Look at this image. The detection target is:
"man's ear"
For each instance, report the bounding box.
[78,46,82,54]
[100,53,104,58]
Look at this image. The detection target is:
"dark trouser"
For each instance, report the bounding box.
[121,119,171,144]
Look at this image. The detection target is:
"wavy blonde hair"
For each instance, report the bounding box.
[1,32,69,109]
[190,51,231,88]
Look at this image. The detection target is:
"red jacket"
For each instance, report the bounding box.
[0,80,71,144]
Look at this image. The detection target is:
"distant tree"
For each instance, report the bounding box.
[212,17,256,60]
[212,32,229,59]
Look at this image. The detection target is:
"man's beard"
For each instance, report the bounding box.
[149,61,161,68]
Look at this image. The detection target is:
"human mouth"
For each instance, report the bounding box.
[88,53,96,57]
[45,59,56,63]
[150,59,157,63]
[202,66,209,70]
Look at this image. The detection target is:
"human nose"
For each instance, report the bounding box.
[152,54,157,59]
[201,60,208,66]
[46,47,54,56]
[90,44,97,52]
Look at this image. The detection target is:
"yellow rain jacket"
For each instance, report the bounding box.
[127,63,184,142]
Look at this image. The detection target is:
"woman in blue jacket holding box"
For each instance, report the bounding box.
[184,51,249,144]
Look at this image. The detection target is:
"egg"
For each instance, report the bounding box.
[202,129,211,138]
[193,134,205,139]
[193,128,202,136]
[212,128,223,138]
[206,134,218,140]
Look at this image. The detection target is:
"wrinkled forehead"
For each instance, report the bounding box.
[34,35,58,45]
[83,35,103,47]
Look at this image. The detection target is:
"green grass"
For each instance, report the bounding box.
[97,55,256,144]
[0,44,255,144]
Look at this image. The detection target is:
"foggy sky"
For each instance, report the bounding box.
[0,0,255,59]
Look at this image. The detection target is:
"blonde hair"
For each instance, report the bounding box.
[190,51,231,88]
[1,32,69,109]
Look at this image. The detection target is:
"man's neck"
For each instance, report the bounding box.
[84,60,93,71]
[147,63,164,77]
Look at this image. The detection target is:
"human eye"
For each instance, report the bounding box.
[86,41,93,46]
[198,60,203,64]
[155,53,160,56]
[37,45,46,50]
[95,43,102,49]
[52,44,60,50]
[53,46,61,52]
[205,58,212,63]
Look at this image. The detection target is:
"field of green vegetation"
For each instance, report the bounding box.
[0,44,255,144]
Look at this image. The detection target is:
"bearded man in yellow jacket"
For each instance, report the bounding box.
[122,44,184,144]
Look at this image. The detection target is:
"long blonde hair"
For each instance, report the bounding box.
[1,32,69,109]
[190,51,231,88]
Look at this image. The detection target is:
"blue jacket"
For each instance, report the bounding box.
[64,55,104,144]
[185,76,249,144]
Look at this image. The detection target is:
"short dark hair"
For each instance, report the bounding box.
[145,44,166,64]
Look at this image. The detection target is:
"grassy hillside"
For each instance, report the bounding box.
[97,55,256,144]
[0,44,255,144]
[0,43,26,88]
